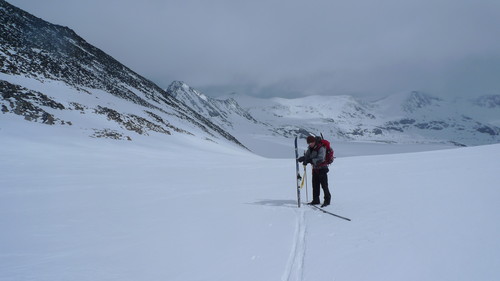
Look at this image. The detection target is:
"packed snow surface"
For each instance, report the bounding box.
[1,122,499,281]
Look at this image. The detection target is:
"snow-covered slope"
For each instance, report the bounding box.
[0,1,245,149]
[1,124,499,281]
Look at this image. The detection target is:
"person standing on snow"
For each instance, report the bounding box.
[297,135,331,207]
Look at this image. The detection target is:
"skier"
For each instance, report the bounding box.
[298,136,331,207]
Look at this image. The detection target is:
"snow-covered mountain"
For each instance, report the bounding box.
[173,81,499,149]
[241,91,499,146]
[166,81,260,129]
[373,91,500,144]
[0,0,245,148]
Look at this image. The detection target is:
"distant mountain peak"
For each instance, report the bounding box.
[167,81,208,101]
[402,91,441,112]
[474,94,500,108]
[165,81,259,126]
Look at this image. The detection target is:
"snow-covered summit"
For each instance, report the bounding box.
[402,91,442,113]
[165,81,259,129]
[474,94,500,108]
[168,81,209,102]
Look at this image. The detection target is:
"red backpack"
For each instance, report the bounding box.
[314,135,334,166]
[320,139,335,165]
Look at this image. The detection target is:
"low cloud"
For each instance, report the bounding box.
[9,0,500,99]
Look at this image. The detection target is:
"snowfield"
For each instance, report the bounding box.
[1,122,499,281]
[2,2,499,279]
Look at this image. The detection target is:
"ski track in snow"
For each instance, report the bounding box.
[282,208,307,281]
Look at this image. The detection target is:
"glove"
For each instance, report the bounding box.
[297,156,305,163]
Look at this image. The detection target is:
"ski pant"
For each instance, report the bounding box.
[312,168,331,204]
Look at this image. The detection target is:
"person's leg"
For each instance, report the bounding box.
[320,170,331,206]
[310,171,321,204]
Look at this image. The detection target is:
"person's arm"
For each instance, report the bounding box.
[298,149,311,163]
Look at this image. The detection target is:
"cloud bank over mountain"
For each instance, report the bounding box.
[8,0,500,99]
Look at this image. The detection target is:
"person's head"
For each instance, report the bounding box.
[307,136,316,148]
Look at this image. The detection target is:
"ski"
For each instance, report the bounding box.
[309,205,351,221]
[294,136,301,208]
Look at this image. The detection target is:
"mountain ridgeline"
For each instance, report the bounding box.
[1,0,499,149]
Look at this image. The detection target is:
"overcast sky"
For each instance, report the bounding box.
[8,0,500,99]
